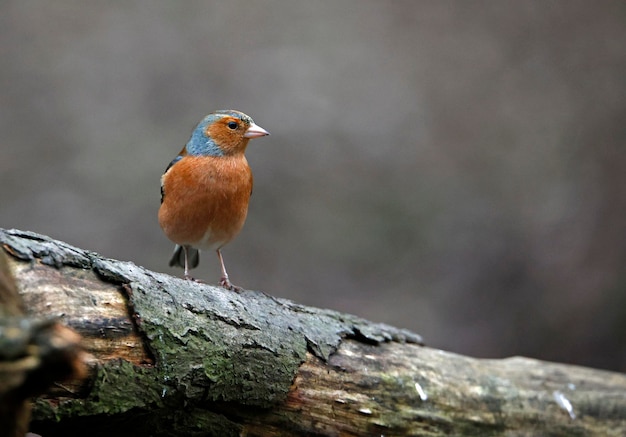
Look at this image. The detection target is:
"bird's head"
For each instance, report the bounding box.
[185,110,269,156]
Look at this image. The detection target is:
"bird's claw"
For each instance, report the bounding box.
[219,277,241,292]
[184,275,204,283]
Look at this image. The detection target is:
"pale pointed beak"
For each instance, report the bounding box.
[244,122,270,138]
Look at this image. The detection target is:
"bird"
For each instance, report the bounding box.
[158,110,269,290]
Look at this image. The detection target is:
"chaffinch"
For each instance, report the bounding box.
[158,110,269,289]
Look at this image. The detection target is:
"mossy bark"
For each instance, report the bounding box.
[1,228,625,436]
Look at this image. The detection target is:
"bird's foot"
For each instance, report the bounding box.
[183,274,204,283]
[219,276,241,292]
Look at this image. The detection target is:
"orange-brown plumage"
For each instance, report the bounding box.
[158,155,253,249]
[158,110,269,288]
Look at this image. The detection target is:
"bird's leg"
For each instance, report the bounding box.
[182,246,195,281]
[183,246,191,279]
[217,249,240,291]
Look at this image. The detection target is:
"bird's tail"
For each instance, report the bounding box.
[168,245,200,269]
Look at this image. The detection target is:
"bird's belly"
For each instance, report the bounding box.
[195,197,249,250]
[159,191,249,249]
[158,155,252,249]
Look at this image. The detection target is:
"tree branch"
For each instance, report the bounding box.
[1,228,625,436]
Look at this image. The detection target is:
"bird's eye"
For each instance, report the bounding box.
[227,121,238,130]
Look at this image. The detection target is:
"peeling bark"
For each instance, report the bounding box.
[0,228,625,436]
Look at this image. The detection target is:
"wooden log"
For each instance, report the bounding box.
[1,228,625,436]
[0,242,87,437]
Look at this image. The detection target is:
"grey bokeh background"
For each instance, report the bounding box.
[2,2,625,371]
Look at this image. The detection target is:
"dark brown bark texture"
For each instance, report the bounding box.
[0,228,625,436]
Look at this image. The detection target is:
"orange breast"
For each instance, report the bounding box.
[158,155,253,249]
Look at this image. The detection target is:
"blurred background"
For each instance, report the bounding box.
[1,2,625,371]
